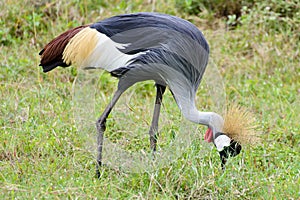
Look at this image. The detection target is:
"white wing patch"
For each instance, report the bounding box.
[83,32,135,71]
[63,27,138,72]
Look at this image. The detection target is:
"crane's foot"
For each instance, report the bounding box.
[149,134,158,152]
[95,170,101,179]
[95,162,102,179]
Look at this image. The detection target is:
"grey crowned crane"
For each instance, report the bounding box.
[39,12,241,177]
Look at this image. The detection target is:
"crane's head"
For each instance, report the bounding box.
[204,112,242,169]
[214,131,242,169]
[205,105,259,169]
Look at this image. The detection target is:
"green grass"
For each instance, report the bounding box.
[1,0,299,199]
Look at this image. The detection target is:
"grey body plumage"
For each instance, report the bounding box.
[39,12,241,178]
[92,13,210,123]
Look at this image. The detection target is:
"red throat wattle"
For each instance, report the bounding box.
[204,128,213,143]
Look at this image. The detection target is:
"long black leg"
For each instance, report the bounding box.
[95,88,124,178]
[149,84,166,152]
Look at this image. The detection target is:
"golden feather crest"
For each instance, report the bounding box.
[223,104,260,144]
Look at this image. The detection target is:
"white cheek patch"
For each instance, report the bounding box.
[215,135,231,151]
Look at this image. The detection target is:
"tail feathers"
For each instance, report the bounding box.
[39,25,89,72]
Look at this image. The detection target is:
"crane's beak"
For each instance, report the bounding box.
[214,133,242,169]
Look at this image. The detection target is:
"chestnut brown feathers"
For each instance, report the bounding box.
[39,25,89,72]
